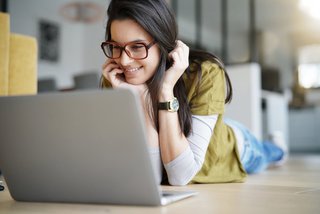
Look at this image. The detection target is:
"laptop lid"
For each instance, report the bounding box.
[0,89,166,206]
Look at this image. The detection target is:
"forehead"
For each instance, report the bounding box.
[110,19,153,43]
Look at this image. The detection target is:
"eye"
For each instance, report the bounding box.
[129,44,145,52]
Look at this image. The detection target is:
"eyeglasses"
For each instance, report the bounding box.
[101,40,156,60]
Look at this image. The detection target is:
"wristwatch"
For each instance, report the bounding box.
[158,97,179,112]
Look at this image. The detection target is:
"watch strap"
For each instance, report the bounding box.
[158,101,170,110]
[158,97,179,112]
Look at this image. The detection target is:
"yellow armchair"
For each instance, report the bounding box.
[0,12,37,96]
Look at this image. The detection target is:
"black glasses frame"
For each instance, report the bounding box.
[101,40,156,60]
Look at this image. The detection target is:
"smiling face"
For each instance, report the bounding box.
[110,19,161,85]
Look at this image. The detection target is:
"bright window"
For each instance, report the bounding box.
[298,64,320,88]
[299,0,320,20]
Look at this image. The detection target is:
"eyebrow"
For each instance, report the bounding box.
[109,39,147,44]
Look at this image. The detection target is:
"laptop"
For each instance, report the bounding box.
[0,89,197,206]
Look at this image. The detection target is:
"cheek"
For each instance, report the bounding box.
[147,49,161,69]
[145,57,160,75]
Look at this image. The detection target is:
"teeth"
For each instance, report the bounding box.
[126,67,140,72]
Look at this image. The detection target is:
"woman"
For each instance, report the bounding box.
[100,0,287,185]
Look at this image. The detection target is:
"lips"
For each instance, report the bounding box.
[124,66,142,76]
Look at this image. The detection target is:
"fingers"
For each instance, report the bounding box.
[102,59,117,73]
[162,40,189,90]
[169,40,189,71]
[102,59,124,86]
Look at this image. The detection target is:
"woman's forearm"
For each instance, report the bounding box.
[158,90,189,164]
[158,110,189,164]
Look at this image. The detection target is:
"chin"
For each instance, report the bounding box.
[125,78,144,85]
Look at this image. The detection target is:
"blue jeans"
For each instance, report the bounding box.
[225,119,284,174]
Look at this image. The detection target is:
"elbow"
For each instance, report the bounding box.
[166,162,202,186]
[168,179,189,186]
[167,176,192,186]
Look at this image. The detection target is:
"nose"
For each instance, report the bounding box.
[118,50,134,66]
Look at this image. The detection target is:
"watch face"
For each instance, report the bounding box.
[170,98,179,111]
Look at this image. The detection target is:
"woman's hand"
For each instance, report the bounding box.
[102,59,146,94]
[102,59,127,88]
[162,40,189,94]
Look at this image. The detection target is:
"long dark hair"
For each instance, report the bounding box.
[100,0,232,137]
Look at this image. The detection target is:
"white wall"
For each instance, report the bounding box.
[9,0,107,89]
[225,63,262,140]
[262,90,289,146]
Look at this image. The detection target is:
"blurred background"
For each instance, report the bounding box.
[1,0,319,153]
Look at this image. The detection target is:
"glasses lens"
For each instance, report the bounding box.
[126,43,147,59]
[103,43,122,59]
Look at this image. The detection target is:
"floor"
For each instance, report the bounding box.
[0,154,319,213]
[201,154,320,213]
